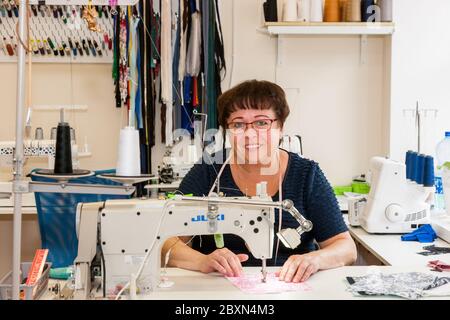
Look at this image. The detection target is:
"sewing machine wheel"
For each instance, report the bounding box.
[385,204,405,223]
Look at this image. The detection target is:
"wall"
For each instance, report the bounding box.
[0,0,398,277]
[390,0,450,161]
[0,0,391,185]
[0,63,125,180]
[219,0,389,184]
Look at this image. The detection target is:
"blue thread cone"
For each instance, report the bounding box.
[410,152,419,183]
[406,150,414,180]
[416,154,426,185]
[424,156,435,187]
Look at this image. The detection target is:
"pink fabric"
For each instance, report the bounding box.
[428,260,450,272]
[226,272,312,294]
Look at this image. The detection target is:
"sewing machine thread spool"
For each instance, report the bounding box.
[116,126,141,176]
[416,154,426,185]
[35,127,44,140]
[54,121,73,174]
[282,0,298,21]
[424,156,435,187]
[310,0,323,22]
[297,0,311,22]
[361,0,375,22]
[410,152,419,183]
[379,0,392,22]
[50,127,57,140]
[406,150,414,180]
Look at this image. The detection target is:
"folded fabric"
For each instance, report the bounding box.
[418,245,450,256]
[346,272,450,300]
[401,224,437,243]
[428,260,450,272]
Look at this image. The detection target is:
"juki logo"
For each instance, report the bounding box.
[191,214,225,222]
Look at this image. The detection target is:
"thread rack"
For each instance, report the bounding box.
[0,3,118,63]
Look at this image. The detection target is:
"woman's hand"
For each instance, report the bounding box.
[276,253,320,283]
[198,248,248,277]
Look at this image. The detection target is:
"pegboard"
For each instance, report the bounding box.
[0,3,118,63]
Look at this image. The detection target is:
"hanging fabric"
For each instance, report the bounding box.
[161,0,173,146]
[129,10,139,128]
[186,11,202,77]
[172,0,182,131]
[178,0,188,81]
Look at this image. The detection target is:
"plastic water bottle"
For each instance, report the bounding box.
[435,132,450,211]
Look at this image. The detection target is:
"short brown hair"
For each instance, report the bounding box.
[217,80,290,129]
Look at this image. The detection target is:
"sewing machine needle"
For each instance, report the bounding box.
[261,259,267,283]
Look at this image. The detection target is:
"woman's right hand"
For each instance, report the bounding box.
[198,248,248,277]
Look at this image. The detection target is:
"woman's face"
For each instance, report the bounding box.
[226,108,282,166]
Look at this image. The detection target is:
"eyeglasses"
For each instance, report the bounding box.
[227,119,278,134]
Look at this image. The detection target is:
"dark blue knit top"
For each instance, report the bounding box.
[177,150,347,266]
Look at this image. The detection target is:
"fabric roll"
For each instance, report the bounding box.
[346,0,361,22]
[283,0,298,21]
[310,0,323,22]
[361,0,375,22]
[324,0,340,22]
[297,0,311,22]
[379,0,393,22]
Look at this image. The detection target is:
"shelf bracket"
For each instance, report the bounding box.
[360,35,368,65]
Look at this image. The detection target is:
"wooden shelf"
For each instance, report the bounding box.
[262,22,395,35]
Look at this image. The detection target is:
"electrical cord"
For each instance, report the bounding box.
[114,200,171,300]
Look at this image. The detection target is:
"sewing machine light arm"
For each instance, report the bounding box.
[178,196,313,247]
[281,199,313,233]
[273,200,313,249]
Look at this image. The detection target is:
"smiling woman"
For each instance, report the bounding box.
[161,80,357,284]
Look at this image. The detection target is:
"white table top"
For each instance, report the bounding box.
[345,215,450,266]
[43,266,450,300]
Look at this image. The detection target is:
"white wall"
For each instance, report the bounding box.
[0,63,125,180]
[1,0,393,186]
[219,0,389,184]
[390,0,450,161]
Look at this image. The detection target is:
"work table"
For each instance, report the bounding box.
[344,215,450,266]
[41,266,450,300]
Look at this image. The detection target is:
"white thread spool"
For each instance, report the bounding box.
[283,0,298,21]
[281,135,290,151]
[187,144,198,163]
[116,126,141,176]
[298,0,311,22]
[310,0,324,22]
[379,0,393,22]
[290,137,301,154]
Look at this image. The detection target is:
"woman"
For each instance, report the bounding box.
[162,80,357,283]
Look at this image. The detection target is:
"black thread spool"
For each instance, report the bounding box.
[54,122,73,174]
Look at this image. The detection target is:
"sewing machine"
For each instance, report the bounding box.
[157,140,200,184]
[358,157,434,233]
[72,193,312,299]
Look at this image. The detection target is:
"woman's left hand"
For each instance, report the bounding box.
[276,253,321,283]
